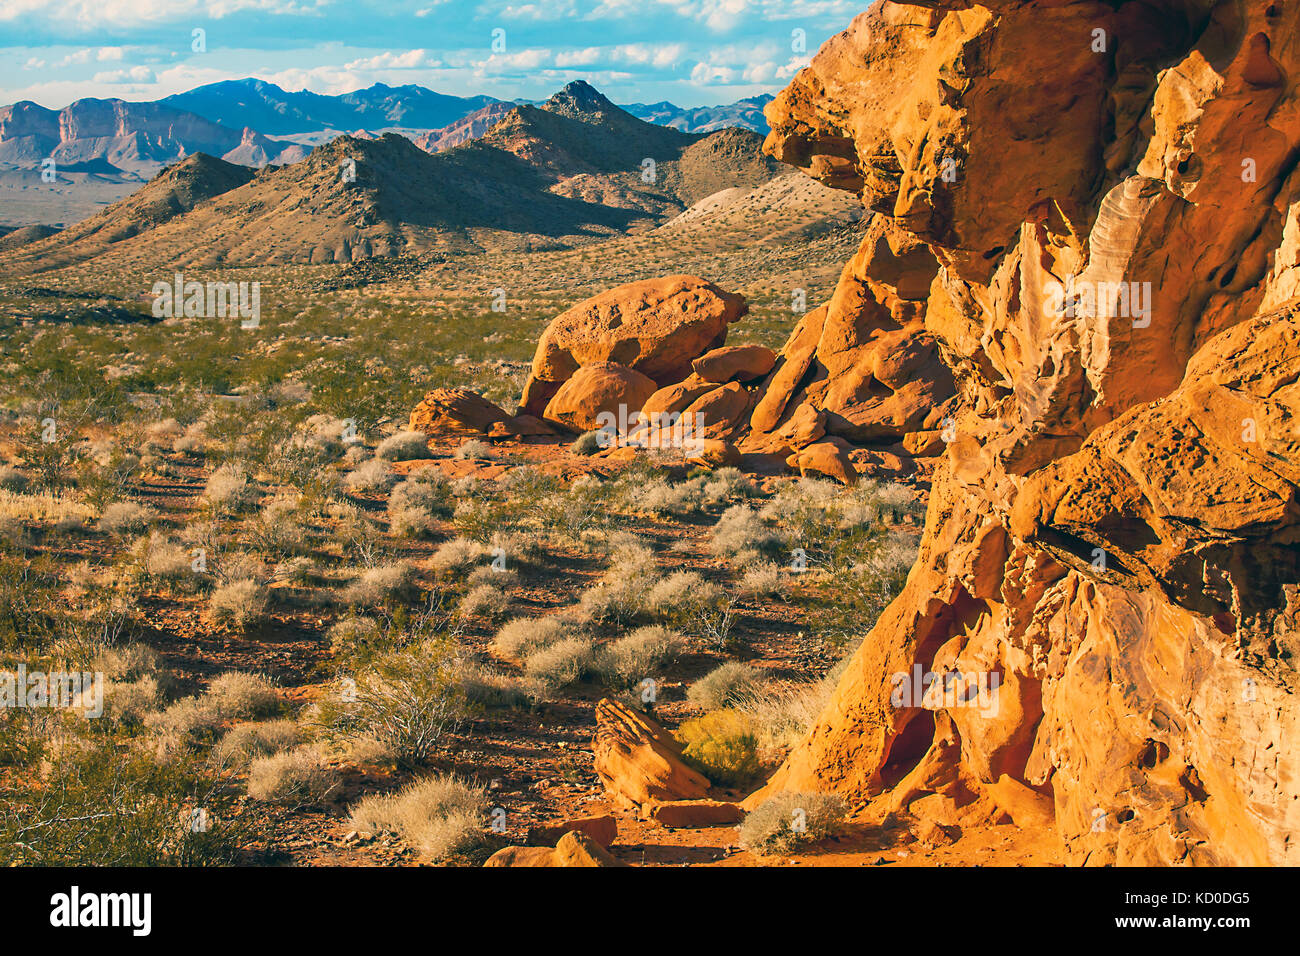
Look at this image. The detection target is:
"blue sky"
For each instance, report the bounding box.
[0,0,859,110]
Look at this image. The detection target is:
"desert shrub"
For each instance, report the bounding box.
[738,561,785,598]
[453,439,494,460]
[688,662,763,711]
[630,476,705,516]
[375,430,432,461]
[597,625,682,687]
[145,672,278,746]
[732,678,835,762]
[327,616,386,661]
[247,495,309,557]
[340,562,413,606]
[570,430,604,455]
[524,636,599,693]
[492,615,574,661]
[709,505,784,565]
[102,675,164,725]
[317,643,468,766]
[213,720,300,770]
[738,791,848,856]
[132,531,194,579]
[676,709,762,786]
[0,742,242,865]
[459,663,535,709]
[247,746,338,805]
[0,465,29,492]
[387,474,452,537]
[457,583,510,623]
[429,536,488,573]
[207,579,270,629]
[702,467,759,503]
[466,564,518,589]
[98,501,157,535]
[348,773,489,862]
[204,463,260,513]
[205,672,280,718]
[342,457,396,493]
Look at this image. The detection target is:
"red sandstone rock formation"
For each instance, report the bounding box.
[750,0,1300,866]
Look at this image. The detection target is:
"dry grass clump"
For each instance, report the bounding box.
[570,430,604,455]
[524,636,599,693]
[375,430,432,461]
[731,677,836,762]
[207,578,270,629]
[676,709,762,786]
[429,536,488,573]
[387,474,452,537]
[342,457,397,492]
[737,561,785,597]
[340,562,413,606]
[629,476,705,516]
[247,745,339,805]
[248,495,309,556]
[709,504,785,565]
[145,671,280,746]
[348,774,489,862]
[0,464,29,492]
[132,531,193,579]
[597,625,683,687]
[459,663,536,709]
[738,791,848,856]
[204,463,260,512]
[457,583,510,623]
[213,720,301,770]
[453,439,494,460]
[491,615,577,661]
[687,661,763,710]
[327,616,385,659]
[98,500,157,535]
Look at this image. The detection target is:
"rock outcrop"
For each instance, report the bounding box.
[512,269,957,479]
[750,0,1300,866]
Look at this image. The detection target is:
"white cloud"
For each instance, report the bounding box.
[92,65,155,82]
[0,0,330,29]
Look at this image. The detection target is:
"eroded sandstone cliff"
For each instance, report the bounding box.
[754,0,1300,865]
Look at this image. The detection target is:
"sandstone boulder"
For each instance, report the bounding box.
[409,388,512,435]
[542,362,657,434]
[692,344,777,383]
[520,275,747,416]
[593,698,710,810]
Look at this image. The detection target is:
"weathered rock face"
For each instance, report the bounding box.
[755,0,1300,865]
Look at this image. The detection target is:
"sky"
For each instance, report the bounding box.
[0,0,861,110]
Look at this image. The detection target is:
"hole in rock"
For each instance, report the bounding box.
[1137,739,1170,770]
[878,710,937,790]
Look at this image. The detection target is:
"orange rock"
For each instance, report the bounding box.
[984,776,1056,830]
[641,373,717,419]
[409,388,512,435]
[681,381,752,440]
[692,344,777,383]
[593,698,710,810]
[527,275,747,389]
[647,799,744,828]
[526,814,618,849]
[750,0,1300,867]
[786,436,858,485]
[542,362,658,434]
[484,831,625,867]
[683,439,742,469]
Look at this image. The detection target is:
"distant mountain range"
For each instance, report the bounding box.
[0,81,797,272]
[0,78,773,186]
[623,95,773,134]
[161,79,502,137]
